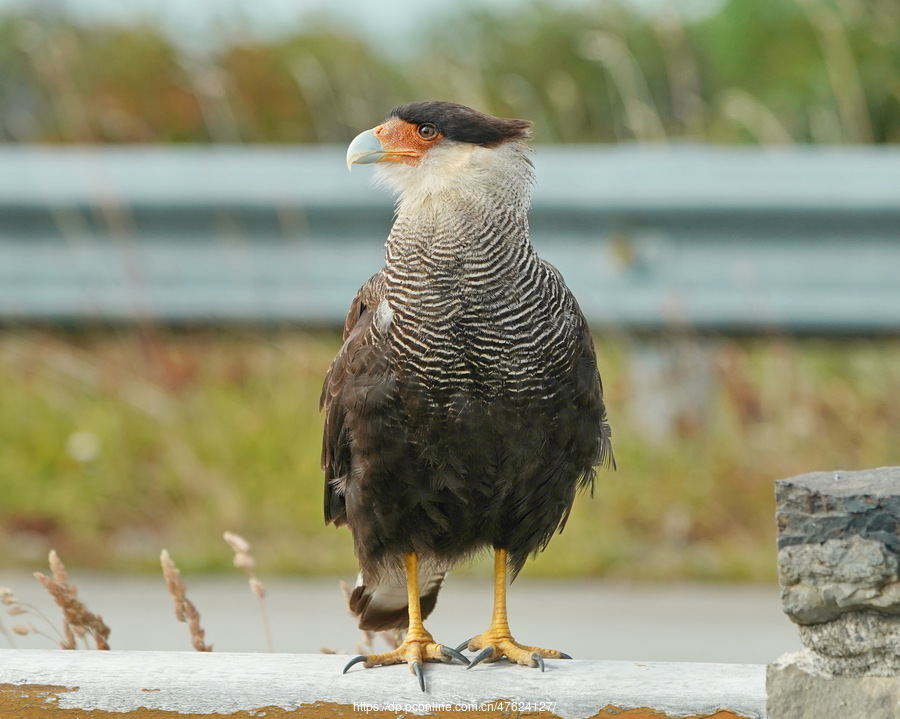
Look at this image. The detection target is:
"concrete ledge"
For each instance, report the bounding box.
[0,649,766,718]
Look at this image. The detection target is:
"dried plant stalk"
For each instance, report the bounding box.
[1,585,66,647]
[34,550,110,650]
[0,589,15,647]
[223,531,273,652]
[160,549,212,652]
[380,627,404,650]
[331,579,402,656]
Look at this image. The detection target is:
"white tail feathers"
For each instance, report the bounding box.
[348,567,446,632]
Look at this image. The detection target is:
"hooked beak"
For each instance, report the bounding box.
[346,120,423,170]
[346,129,386,170]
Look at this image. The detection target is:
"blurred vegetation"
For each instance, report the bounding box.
[1,1,898,578]
[0,0,898,144]
[1,329,898,579]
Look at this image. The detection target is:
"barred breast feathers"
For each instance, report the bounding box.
[367,139,581,399]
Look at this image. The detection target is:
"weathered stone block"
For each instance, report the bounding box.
[798,611,900,676]
[767,653,900,719]
[769,468,900,719]
[776,467,900,625]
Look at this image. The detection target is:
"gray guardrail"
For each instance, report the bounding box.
[1,144,898,331]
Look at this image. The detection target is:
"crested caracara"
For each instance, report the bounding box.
[321,100,613,691]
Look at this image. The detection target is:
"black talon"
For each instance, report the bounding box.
[343,655,369,674]
[467,647,495,670]
[455,637,474,653]
[411,660,425,692]
[559,652,572,660]
[440,645,471,665]
[531,652,545,672]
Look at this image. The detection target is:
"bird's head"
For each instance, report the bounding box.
[347,101,533,208]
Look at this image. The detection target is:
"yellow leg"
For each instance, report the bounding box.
[401,552,434,646]
[343,553,467,690]
[464,548,571,670]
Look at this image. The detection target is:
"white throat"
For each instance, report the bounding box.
[374,140,534,217]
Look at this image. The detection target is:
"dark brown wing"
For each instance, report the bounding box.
[320,272,449,631]
[320,273,386,527]
[576,305,615,475]
[541,257,614,476]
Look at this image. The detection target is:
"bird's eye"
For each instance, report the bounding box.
[417,123,438,140]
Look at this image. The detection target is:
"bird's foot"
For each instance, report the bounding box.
[343,629,469,691]
[460,631,571,671]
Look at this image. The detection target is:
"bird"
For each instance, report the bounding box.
[321,100,613,691]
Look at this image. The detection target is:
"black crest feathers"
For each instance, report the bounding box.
[390,101,532,147]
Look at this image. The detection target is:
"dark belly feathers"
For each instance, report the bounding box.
[321,271,611,578]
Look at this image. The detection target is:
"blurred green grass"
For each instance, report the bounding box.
[1,0,898,144]
[2,328,897,580]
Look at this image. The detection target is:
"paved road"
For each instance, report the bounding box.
[0,573,799,664]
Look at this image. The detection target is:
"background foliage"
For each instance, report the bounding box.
[1,0,898,577]
[2,329,899,579]
[1,0,898,145]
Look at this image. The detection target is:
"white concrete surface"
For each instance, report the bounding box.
[0,649,767,718]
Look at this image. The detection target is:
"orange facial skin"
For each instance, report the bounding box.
[372,118,443,166]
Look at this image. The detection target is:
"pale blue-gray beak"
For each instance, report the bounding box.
[346,129,386,170]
